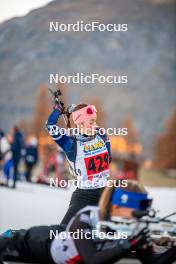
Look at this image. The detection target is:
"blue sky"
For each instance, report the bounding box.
[0,0,53,23]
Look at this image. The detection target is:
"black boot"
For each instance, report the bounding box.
[0,232,21,262]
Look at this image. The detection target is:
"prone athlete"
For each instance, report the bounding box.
[0,180,176,264]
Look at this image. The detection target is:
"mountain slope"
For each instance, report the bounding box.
[0,0,175,155]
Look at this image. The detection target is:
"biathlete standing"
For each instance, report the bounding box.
[46,102,112,225]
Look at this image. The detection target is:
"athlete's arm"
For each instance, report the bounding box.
[46,109,74,159]
[69,214,131,264]
[105,137,112,163]
[136,245,176,264]
[97,128,112,163]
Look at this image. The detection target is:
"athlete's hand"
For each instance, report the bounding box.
[130,227,152,251]
[49,89,65,113]
[157,237,176,247]
[53,100,65,113]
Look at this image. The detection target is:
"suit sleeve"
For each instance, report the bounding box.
[135,246,176,264]
[97,129,112,163]
[69,214,131,264]
[105,137,112,163]
[46,109,74,159]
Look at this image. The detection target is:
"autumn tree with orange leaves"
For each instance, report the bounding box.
[121,115,142,155]
[122,115,138,144]
[32,84,51,138]
[154,108,176,169]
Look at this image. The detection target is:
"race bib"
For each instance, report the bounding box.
[84,152,109,180]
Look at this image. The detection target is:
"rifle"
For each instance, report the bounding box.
[134,210,176,246]
[48,87,76,126]
[96,210,176,246]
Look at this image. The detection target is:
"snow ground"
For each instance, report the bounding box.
[0,183,176,233]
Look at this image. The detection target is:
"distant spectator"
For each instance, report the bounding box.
[0,130,8,162]
[0,131,13,186]
[0,130,4,164]
[0,130,11,182]
[11,126,24,188]
[24,136,38,182]
[56,146,65,176]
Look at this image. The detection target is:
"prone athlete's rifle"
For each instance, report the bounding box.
[96,210,176,246]
[134,210,176,246]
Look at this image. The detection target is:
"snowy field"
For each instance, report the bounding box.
[0,183,176,233]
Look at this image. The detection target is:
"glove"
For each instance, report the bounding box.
[130,227,152,251]
[135,245,154,264]
[53,99,65,113]
[53,104,64,113]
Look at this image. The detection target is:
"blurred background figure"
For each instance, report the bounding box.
[11,126,24,188]
[0,129,11,186]
[56,146,66,178]
[24,136,38,182]
[37,144,64,186]
[0,129,7,166]
[0,130,9,162]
